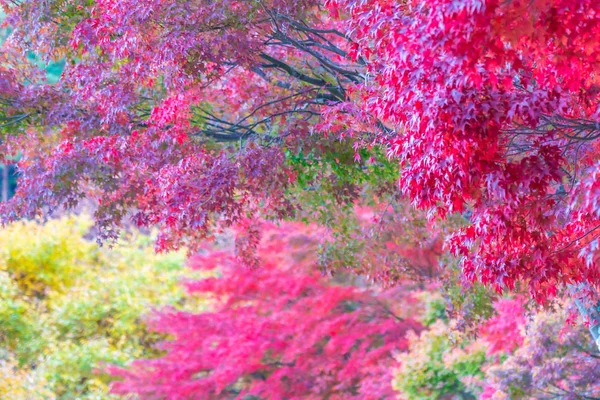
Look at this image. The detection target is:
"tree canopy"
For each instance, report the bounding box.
[3,0,600,398]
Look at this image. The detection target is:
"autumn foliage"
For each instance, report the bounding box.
[3,0,600,398]
[110,222,422,399]
[321,0,600,304]
[2,0,600,302]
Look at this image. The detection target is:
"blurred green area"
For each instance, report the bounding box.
[394,292,488,400]
[0,215,198,399]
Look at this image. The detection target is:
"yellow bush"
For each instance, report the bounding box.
[0,216,95,297]
[0,215,193,399]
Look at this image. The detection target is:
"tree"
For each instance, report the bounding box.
[394,320,487,400]
[0,0,362,250]
[393,294,600,400]
[323,0,600,339]
[109,221,423,399]
[3,0,600,315]
[484,304,600,399]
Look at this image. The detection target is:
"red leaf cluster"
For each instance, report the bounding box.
[109,222,422,399]
[325,0,600,302]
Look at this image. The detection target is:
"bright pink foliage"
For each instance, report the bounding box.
[109,222,422,399]
[480,296,526,355]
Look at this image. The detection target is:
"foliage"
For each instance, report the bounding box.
[394,320,487,400]
[325,0,600,307]
[393,290,493,400]
[285,139,399,213]
[0,356,53,399]
[0,215,93,296]
[0,0,338,249]
[4,0,600,397]
[394,294,600,400]
[479,297,526,356]
[484,305,600,399]
[110,221,423,399]
[3,0,600,311]
[0,215,189,399]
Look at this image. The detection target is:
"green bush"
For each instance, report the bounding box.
[394,320,487,400]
